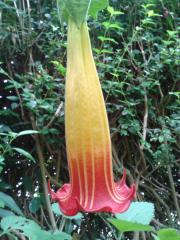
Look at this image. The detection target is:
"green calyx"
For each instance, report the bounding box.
[57,0,109,27]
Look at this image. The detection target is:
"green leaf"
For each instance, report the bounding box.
[0,209,15,218]
[0,199,5,208]
[29,198,41,213]
[57,0,91,26]
[1,216,27,231]
[108,218,153,233]
[13,147,35,162]
[0,67,10,77]
[26,100,37,109]
[6,96,19,101]
[0,216,72,240]
[167,30,178,38]
[0,155,5,163]
[89,0,109,19]
[51,231,72,240]
[115,202,154,225]
[51,61,66,76]
[0,124,11,133]
[16,130,38,137]
[51,203,61,215]
[0,181,11,190]
[0,192,23,216]
[157,228,180,240]
[147,10,161,17]
[51,203,82,219]
[57,0,108,26]
[102,22,122,30]
[0,216,42,240]
[9,132,18,138]
[107,6,124,16]
[98,36,118,44]
[152,234,160,240]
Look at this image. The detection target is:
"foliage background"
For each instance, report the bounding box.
[0,0,179,239]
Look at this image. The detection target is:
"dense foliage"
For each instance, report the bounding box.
[0,0,179,239]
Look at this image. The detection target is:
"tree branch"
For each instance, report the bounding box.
[167,165,180,220]
[30,114,57,230]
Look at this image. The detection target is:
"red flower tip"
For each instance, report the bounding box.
[48,169,136,216]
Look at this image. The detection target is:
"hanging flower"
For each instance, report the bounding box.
[48,20,135,216]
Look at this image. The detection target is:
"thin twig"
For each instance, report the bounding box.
[133,232,139,240]
[10,229,26,240]
[140,183,173,225]
[40,207,52,229]
[56,150,62,181]
[45,168,61,187]
[59,217,66,231]
[152,218,166,228]
[6,60,26,120]
[46,102,63,128]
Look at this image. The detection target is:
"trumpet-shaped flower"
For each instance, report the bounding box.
[49,20,135,216]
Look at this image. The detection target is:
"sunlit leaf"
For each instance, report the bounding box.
[16,130,38,137]
[89,0,109,19]
[157,228,180,240]
[116,202,154,225]
[108,218,153,233]
[57,0,108,26]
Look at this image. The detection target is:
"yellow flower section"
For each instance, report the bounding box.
[65,20,114,208]
[65,20,111,155]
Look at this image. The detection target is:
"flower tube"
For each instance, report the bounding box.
[49,20,135,216]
